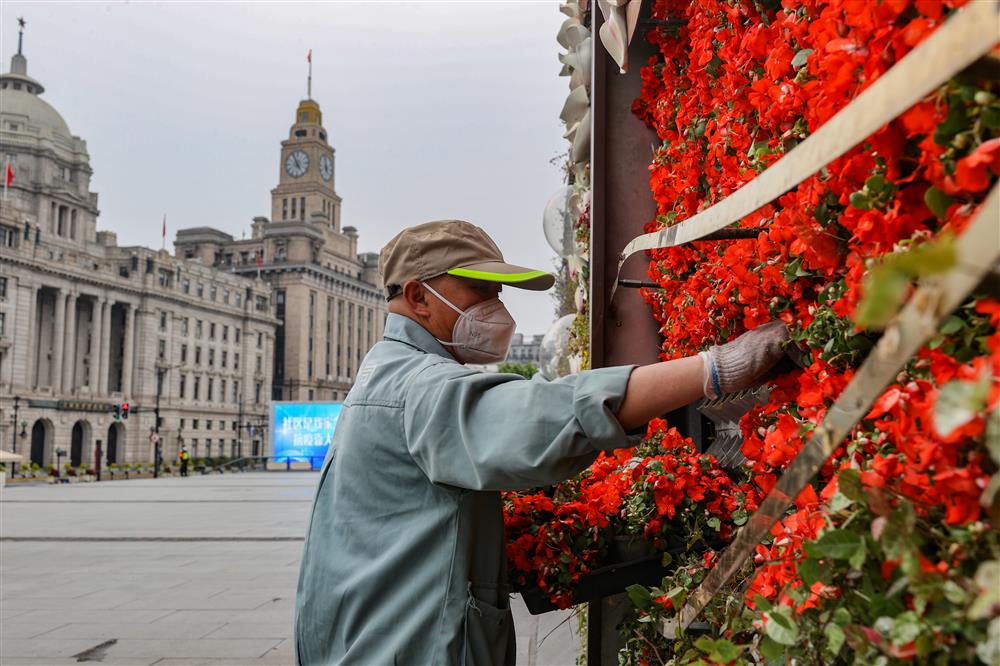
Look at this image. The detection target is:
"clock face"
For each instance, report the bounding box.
[319,155,333,182]
[285,150,309,178]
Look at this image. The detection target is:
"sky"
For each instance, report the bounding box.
[0,1,571,336]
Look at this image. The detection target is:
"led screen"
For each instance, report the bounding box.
[271,402,343,469]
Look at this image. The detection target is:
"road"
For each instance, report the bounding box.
[0,472,582,665]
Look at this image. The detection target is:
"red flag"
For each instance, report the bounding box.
[256,249,262,278]
[5,162,12,187]
[162,214,166,239]
[307,49,312,63]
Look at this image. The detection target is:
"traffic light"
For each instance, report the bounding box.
[112,404,121,421]
[121,402,130,420]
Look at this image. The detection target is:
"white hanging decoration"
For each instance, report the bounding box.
[543,187,576,259]
[539,314,578,380]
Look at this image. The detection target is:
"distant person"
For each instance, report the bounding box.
[294,220,790,665]
[179,448,190,477]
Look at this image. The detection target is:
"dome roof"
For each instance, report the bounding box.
[0,83,72,138]
[0,49,73,141]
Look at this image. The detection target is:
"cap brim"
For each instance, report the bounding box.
[447,261,555,291]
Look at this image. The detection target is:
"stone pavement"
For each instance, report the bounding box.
[0,473,582,665]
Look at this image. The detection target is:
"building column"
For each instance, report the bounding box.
[62,293,77,393]
[121,304,135,398]
[89,298,104,391]
[25,285,39,389]
[50,289,67,392]
[99,300,112,394]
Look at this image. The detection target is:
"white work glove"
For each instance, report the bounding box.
[698,320,790,399]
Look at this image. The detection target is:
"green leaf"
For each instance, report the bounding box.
[754,594,773,612]
[924,186,953,221]
[707,517,721,531]
[939,315,965,336]
[849,191,873,210]
[982,105,1000,130]
[759,635,785,660]
[808,529,863,560]
[839,469,864,502]
[824,622,846,657]
[733,508,749,526]
[893,234,956,276]
[695,637,740,663]
[934,374,990,438]
[986,406,1000,465]
[833,607,851,626]
[849,539,867,569]
[943,580,968,605]
[626,584,653,611]
[889,611,922,645]
[660,551,673,568]
[797,557,822,587]
[763,608,800,646]
[855,267,909,329]
[791,48,813,69]
[865,174,887,193]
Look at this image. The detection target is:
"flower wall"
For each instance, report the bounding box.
[506,0,1000,663]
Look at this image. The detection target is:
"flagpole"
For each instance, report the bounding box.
[2,157,8,201]
[161,214,166,251]
[307,50,312,99]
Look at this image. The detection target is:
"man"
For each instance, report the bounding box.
[179,447,189,477]
[294,220,789,665]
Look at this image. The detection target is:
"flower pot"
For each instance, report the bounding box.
[611,535,656,563]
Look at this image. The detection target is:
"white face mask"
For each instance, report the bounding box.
[421,282,516,364]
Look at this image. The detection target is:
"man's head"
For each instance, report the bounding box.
[379,220,554,360]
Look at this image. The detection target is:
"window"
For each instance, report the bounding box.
[210,286,217,302]
[0,277,7,299]
[291,198,297,218]
[219,420,225,431]
[257,331,263,349]
[308,389,314,401]
[158,269,171,288]
[256,355,262,373]
[282,198,288,220]
[179,374,187,398]
[209,323,216,340]
[181,278,190,294]
[195,347,202,365]
[233,380,239,403]
[235,293,242,307]
[180,344,188,363]
[180,418,186,429]
[193,377,201,400]
[159,312,167,331]
[182,317,189,336]
[119,265,130,278]
[207,378,214,402]
[0,312,5,336]
[235,328,241,343]
[158,339,166,360]
[192,439,198,457]
[222,325,228,342]
[193,419,200,430]
[195,320,203,338]
[256,296,267,312]
[221,350,227,368]
[234,353,240,370]
[223,290,230,305]
[196,283,204,298]
[206,439,212,458]
[300,197,306,221]
[208,348,215,367]
[220,380,227,403]
[255,382,262,404]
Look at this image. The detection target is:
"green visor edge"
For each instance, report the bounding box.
[446,267,551,283]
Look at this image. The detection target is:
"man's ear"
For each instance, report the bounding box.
[402,280,431,317]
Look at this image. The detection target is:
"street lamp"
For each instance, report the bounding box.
[55,447,66,481]
[10,395,20,454]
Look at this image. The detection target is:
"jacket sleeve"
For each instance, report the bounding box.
[402,360,637,491]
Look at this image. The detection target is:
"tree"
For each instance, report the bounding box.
[497,361,539,379]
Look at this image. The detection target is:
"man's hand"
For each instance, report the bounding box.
[703,320,790,397]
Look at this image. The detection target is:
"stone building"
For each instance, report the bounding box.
[506,332,544,365]
[175,94,386,403]
[0,36,277,468]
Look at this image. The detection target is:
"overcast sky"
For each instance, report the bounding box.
[1,1,570,336]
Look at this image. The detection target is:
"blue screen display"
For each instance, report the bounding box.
[271,402,343,469]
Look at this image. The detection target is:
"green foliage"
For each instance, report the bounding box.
[496,361,539,379]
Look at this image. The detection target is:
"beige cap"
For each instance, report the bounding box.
[379,220,555,300]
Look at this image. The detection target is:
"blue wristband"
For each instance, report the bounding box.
[711,360,722,397]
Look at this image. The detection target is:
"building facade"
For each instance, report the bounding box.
[506,333,544,365]
[0,41,277,467]
[175,95,386,403]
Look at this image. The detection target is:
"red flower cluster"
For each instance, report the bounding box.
[628,0,998,629]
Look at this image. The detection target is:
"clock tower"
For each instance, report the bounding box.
[270,98,342,231]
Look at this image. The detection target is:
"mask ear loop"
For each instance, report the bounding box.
[421,282,466,349]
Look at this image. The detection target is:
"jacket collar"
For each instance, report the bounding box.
[383,313,455,361]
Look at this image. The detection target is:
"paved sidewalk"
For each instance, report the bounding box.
[0,473,582,665]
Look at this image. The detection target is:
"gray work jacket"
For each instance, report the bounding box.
[294,313,636,665]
